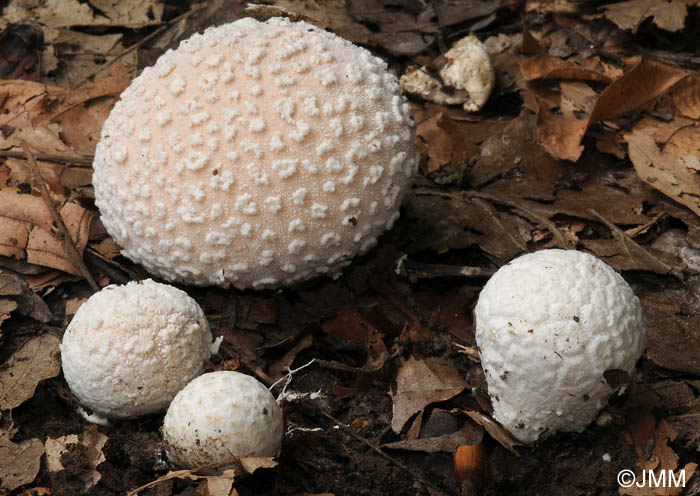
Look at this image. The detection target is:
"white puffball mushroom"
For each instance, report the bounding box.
[439,35,495,112]
[93,16,419,290]
[162,371,284,468]
[61,279,220,420]
[474,249,647,444]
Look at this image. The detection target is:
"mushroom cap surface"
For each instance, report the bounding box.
[61,279,216,419]
[474,249,647,443]
[162,370,284,468]
[93,16,419,289]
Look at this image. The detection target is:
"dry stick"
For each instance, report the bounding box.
[0,150,93,166]
[320,411,450,496]
[588,208,677,276]
[71,3,209,90]
[21,142,99,292]
[404,260,496,280]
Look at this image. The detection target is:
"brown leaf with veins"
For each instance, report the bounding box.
[391,357,467,433]
[602,0,698,33]
[624,118,700,217]
[0,334,61,410]
[0,428,44,490]
[520,54,611,82]
[0,188,93,275]
[672,74,700,120]
[533,57,687,162]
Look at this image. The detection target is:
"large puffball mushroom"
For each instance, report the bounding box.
[474,249,647,444]
[162,371,284,468]
[93,16,419,290]
[61,279,220,420]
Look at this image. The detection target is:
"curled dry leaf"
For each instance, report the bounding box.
[0,188,92,276]
[390,357,467,433]
[463,410,523,455]
[672,75,700,119]
[382,424,483,453]
[531,57,687,162]
[0,334,61,410]
[0,272,52,323]
[45,425,109,491]
[0,427,44,490]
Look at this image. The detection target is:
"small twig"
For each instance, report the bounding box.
[0,149,93,166]
[402,260,496,280]
[320,411,450,496]
[71,3,209,90]
[588,208,679,277]
[21,142,99,291]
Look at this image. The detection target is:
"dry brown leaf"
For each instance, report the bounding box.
[0,188,93,275]
[624,119,700,217]
[45,425,108,491]
[463,410,522,454]
[267,334,314,380]
[589,58,687,123]
[641,290,700,376]
[202,471,236,496]
[238,456,277,474]
[0,428,44,490]
[0,65,130,156]
[382,424,483,453]
[535,57,687,162]
[602,0,699,33]
[536,101,587,162]
[0,272,52,322]
[402,191,528,261]
[390,357,467,433]
[416,112,475,175]
[672,74,700,119]
[0,334,61,410]
[520,54,610,82]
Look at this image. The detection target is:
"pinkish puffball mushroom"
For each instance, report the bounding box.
[162,371,284,468]
[61,279,220,420]
[474,249,647,443]
[92,16,419,290]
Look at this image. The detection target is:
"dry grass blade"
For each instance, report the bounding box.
[21,142,99,291]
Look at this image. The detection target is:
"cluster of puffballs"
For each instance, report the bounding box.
[59,15,648,472]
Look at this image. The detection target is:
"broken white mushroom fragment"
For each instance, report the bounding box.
[474,249,647,443]
[61,279,220,420]
[162,371,284,468]
[400,35,494,112]
[93,16,419,289]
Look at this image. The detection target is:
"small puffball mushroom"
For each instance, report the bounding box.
[93,16,419,289]
[474,249,647,443]
[61,279,220,420]
[162,371,284,468]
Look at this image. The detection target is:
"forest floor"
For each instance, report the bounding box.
[1,0,700,495]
